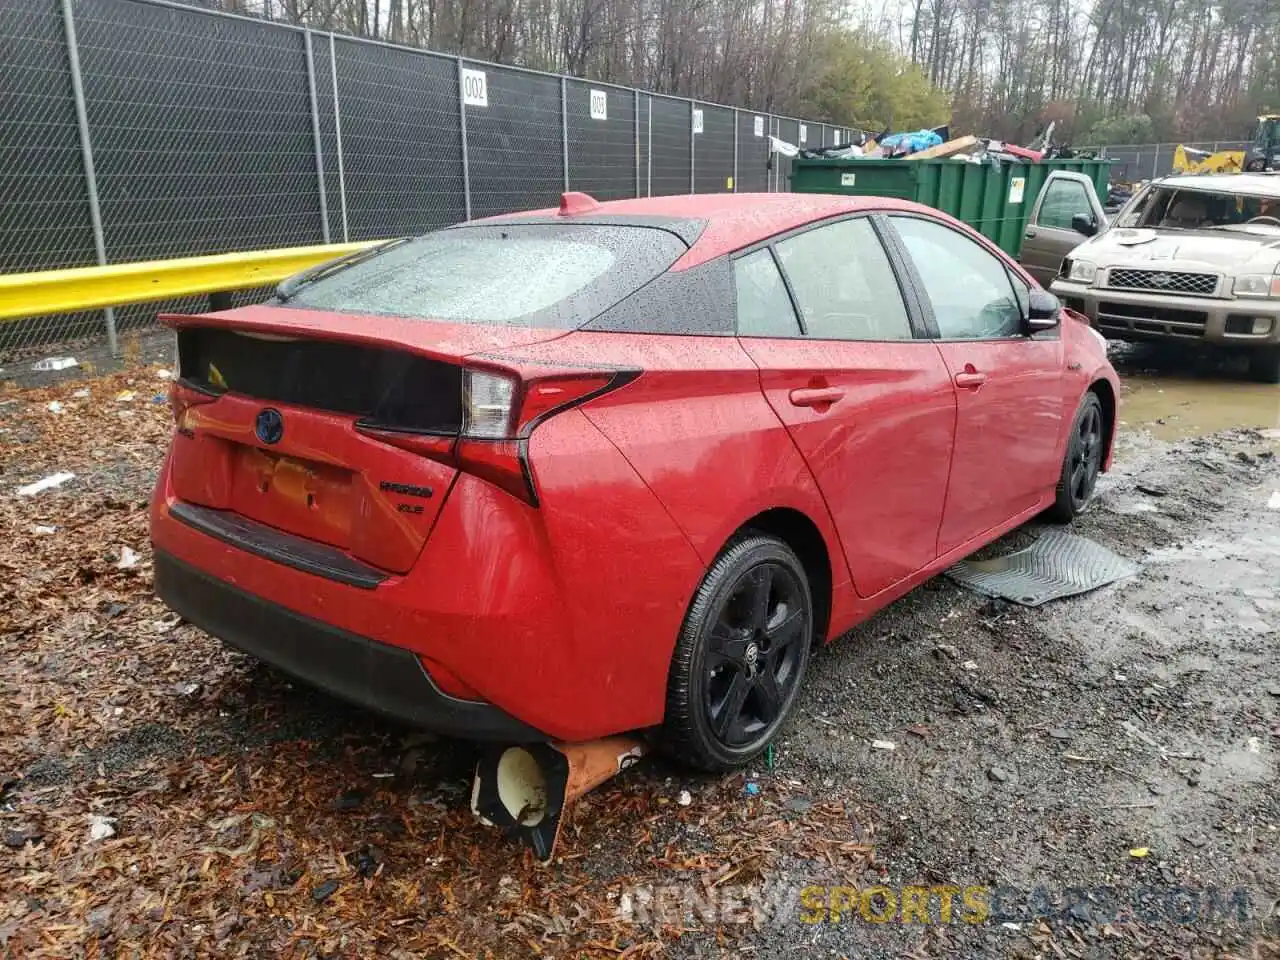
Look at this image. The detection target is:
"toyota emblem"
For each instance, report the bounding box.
[255,408,284,445]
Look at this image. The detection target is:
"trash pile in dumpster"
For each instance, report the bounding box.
[774,119,1100,167]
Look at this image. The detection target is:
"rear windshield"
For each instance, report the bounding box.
[277,223,686,328]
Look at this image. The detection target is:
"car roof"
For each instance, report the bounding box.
[1151,172,1280,199]
[488,192,934,268]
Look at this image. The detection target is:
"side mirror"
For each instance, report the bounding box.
[1025,289,1061,333]
[1071,212,1098,236]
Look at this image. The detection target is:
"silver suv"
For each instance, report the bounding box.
[1045,172,1280,382]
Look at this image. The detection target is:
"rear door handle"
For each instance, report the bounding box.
[788,387,845,407]
[954,371,988,389]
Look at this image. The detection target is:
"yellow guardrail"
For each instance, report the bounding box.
[0,241,381,322]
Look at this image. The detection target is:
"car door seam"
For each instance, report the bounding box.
[734,337,856,588]
[930,342,963,560]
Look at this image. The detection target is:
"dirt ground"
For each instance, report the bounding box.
[2,336,1278,958]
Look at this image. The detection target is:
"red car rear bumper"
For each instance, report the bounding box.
[150,406,702,743]
[152,548,547,741]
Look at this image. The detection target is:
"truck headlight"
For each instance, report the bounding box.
[1067,260,1097,284]
[1232,274,1280,298]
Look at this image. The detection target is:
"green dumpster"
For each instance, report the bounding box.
[789,156,1111,258]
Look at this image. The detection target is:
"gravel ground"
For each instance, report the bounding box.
[1,344,1278,958]
[759,422,1280,957]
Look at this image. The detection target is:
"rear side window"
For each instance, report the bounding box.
[279,224,686,329]
[734,250,800,336]
[774,219,913,341]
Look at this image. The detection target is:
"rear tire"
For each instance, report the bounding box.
[1246,347,1280,384]
[1046,392,1105,523]
[660,534,813,772]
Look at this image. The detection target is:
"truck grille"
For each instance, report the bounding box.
[1096,301,1207,339]
[1105,269,1217,296]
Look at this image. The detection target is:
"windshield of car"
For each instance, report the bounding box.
[1120,186,1280,232]
[1111,186,1150,227]
[277,223,687,328]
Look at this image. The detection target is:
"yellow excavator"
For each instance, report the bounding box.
[1172,115,1280,174]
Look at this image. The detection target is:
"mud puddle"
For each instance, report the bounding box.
[1121,374,1280,440]
[1108,340,1280,441]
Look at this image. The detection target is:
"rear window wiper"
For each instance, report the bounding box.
[275,238,412,302]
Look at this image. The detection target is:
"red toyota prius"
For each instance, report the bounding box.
[151,192,1118,771]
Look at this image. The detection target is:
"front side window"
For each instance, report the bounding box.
[891,216,1022,339]
[1036,179,1092,230]
[773,218,913,341]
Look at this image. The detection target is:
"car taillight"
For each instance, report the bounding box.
[462,368,518,438]
[358,364,636,505]
[169,381,218,428]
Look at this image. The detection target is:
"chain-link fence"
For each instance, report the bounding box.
[0,0,832,358]
[1096,141,1255,182]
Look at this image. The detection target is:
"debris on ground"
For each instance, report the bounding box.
[87,815,117,842]
[15,471,75,497]
[31,356,78,372]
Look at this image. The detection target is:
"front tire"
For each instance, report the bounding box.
[660,535,813,772]
[1047,391,1105,523]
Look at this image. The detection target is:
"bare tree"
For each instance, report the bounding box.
[217,0,1280,140]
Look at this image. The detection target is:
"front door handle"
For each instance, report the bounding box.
[1024,227,1038,239]
[954,370,988,389]
[789,386,845,407]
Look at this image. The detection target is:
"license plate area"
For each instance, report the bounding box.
[228,445,355,550]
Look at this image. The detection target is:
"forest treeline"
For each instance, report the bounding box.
[217,0,1280,144]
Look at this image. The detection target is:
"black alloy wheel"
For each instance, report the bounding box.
[1048,392,1105,522]
[661,535,813,771]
